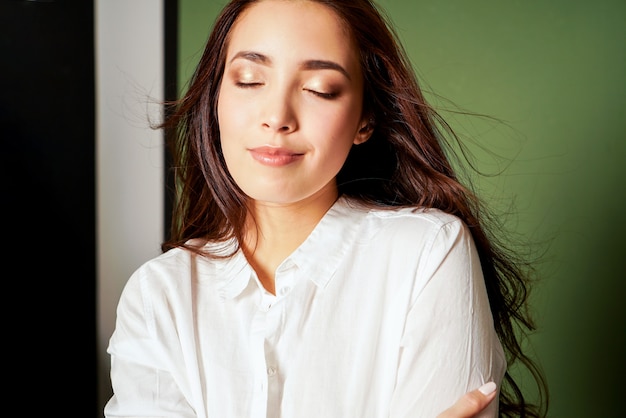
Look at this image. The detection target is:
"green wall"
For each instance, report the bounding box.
[178,1,626,416]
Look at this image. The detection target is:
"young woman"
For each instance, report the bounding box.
[105,0,547,417]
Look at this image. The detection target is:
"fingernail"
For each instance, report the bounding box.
[478,381,497,395]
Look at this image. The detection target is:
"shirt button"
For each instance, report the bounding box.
[279,286,291,296]
[267,367,277,377]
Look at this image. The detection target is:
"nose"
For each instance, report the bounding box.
[261,87,297,134]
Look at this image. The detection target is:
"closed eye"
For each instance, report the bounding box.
[306,89,339,100]
[236,82,263,88]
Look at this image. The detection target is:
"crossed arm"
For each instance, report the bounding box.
[437,382,498,418]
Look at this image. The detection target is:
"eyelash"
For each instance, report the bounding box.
[308,90,339,100]
[235,82,262,88]
[234,82,338,100]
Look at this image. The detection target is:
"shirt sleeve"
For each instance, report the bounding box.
[389,218,506,418]
[103,265,199,418]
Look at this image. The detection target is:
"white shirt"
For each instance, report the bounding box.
[104,197,506,418]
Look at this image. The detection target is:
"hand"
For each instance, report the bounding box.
[436,382,498,418]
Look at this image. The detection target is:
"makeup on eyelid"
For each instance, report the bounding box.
[228,59,344,90]
[217,0,367,205]
[230,73,341,99]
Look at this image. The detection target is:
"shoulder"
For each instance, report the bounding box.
[348,206,477,271]
[117,248,191,300]
[133,246,195,280]
[365,206,469,242]
[120,243,225,301]
[123,236,248,290]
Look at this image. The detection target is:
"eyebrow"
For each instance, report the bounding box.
[229,51,351,80]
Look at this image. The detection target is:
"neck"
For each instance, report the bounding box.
[242,188,338,294]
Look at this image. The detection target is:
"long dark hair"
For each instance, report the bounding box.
[160,0,549,416]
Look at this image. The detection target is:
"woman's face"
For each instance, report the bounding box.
[217,0,370,207]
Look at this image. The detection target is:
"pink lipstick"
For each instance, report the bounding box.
[249,146,304,167]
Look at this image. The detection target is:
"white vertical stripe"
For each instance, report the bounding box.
[95,0,164,414]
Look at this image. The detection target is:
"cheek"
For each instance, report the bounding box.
[317,89,364,143]
[217,88,236,135]
[216,90,242,172]
[217,89,252,155]
[316,105,361,147]
[313,117,358,172]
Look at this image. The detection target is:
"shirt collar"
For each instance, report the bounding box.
[214,196,368,299]
[289,196,367,289]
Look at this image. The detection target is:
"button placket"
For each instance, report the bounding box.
[250,303,269,417]
[263,288,286,417]
[259,292,274,312]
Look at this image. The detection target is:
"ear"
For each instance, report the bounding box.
[354,117,374,145]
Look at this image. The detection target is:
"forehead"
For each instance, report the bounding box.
[226,0,359,69]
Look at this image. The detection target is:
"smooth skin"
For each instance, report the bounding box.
[217,1,496,416]
[217,0,372,294]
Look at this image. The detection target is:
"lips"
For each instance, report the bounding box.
[248,146,304,167]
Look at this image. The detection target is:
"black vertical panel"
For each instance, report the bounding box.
[164,0,178,243]
[0,0,96,414]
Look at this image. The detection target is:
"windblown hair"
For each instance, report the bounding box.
[160,0,549,416]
